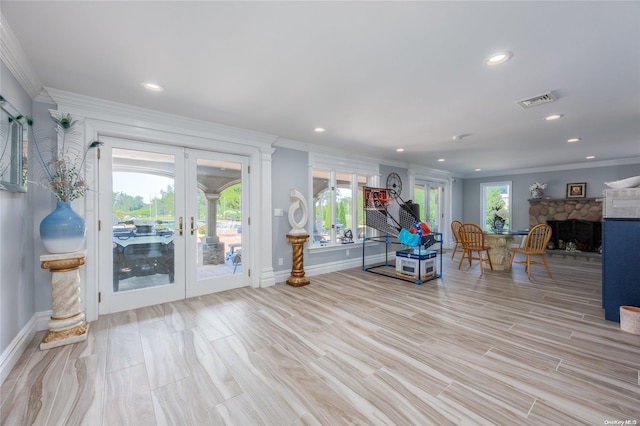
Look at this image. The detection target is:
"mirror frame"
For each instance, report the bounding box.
[0,95,28,193]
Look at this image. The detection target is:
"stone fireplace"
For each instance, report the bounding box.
[546,219,602,252]
[529,198,603,253]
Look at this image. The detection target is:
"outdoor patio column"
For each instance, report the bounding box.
[205,193,220,243]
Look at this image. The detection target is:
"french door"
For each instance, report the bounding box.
[414,181,444,233]
[98,138,248,314]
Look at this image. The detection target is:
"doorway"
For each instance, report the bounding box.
[98,138,249,314]
[414,181,444,233]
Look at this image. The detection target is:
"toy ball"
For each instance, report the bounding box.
[419,222,431,234]
[412,221,431,236]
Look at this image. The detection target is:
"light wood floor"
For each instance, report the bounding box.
[2,254,639,425]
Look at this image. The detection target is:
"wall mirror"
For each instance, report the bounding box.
[0,95,28,193]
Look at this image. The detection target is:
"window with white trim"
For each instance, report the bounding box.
[481,181,512,231]
[309,154,378,247]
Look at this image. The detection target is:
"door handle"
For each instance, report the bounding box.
[179,217,183,236]
[190,217,195,235]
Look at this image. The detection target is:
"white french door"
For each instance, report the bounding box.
[98,138,248,314]
[186,149,248,298]
[414,181,445,233]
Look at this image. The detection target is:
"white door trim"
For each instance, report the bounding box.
[47,90,276,321]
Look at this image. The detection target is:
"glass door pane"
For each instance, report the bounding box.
[414,183,427,222]
[335,172,353,244]
[312,169,331,246]
[357,175,370,240]
[186,150,247,297]
[428,185,443,233]
[99,140,185,314]
[414,182,444,233]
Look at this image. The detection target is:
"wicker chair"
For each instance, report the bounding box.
[457,223,493,273]
[508,224,553,278]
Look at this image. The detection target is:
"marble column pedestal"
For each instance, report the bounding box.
[483,233,516,271]
[286,234,310,287]
[40,250,89,350]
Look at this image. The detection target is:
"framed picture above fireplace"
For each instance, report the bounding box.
[566,182,586,198]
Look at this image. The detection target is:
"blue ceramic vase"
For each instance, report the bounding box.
[531,189,544,199]
[492,220,505,233]
[40,202,86,253]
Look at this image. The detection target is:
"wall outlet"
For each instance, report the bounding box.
[346,249,350,256]
[274,208,283,217]
[278,258,283,266]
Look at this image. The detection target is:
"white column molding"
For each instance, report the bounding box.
[258,146,276,288]
[83,120,99,321]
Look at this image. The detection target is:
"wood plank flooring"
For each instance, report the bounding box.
[2,254,639,425]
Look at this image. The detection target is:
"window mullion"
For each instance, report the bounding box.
[330,170,337,244]
[351,174,357,239]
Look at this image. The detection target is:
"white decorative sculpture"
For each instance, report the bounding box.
[288,189,309,235]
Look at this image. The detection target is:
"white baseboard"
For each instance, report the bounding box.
[0,315,37,385]
[274,253,391,283]
[0,310,52,386]
[36,310,53,331]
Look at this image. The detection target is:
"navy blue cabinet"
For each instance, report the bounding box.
[602,219,640,322]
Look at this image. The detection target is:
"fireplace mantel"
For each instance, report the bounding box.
[528,197,602,203]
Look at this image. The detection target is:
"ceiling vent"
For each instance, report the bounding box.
[516,92,557,109]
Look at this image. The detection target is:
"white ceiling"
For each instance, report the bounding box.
[2,1,640,177]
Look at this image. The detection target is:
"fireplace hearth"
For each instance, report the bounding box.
[547,219,602,252]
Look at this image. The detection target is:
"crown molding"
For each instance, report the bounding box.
[466,156,640,179]
[0,15,42,99]
[272,137,310,152]
[44,87,280,148]
[408,164,454,181]
[309,151,379,176]
[33,89,55,105]
[275,136,410,173]
[377,158,411,170]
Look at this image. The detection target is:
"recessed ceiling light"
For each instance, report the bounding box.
[314,127,326,133]
[567,138,581,143]
[437,158,445,162]
[545,114,563,121]
[452,133,471,141]
[475,168,482,172]
[396,148,405,152]
[586,155,596,160]
[486,51,512,66]
[141,82,164,92]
